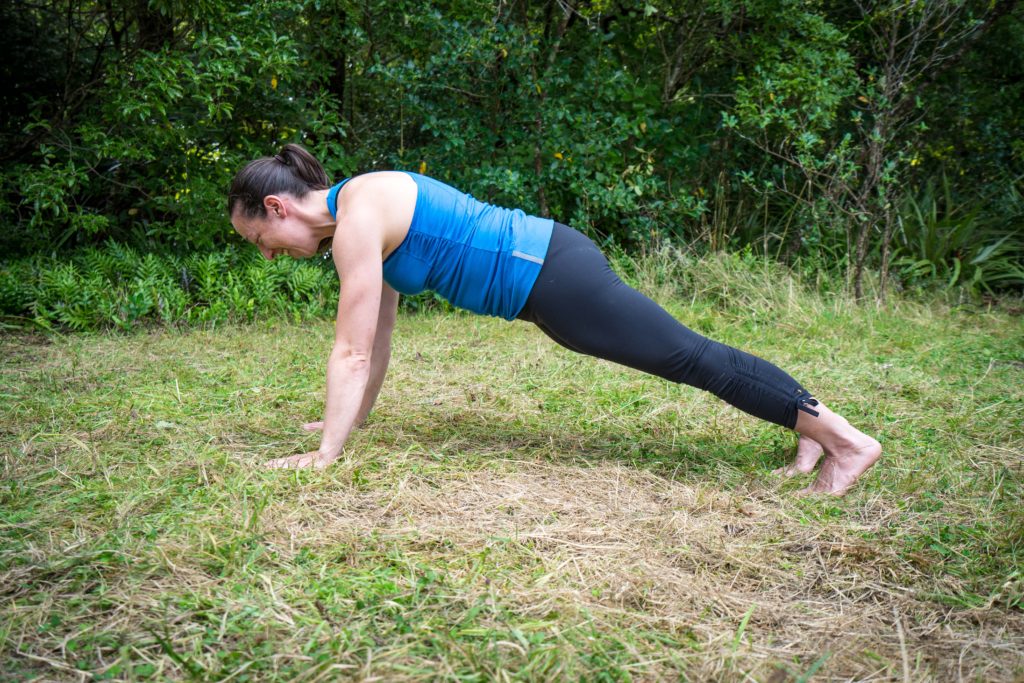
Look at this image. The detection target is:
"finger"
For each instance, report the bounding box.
[302,421,324,431]
[265,457,295,469]
[266,454,312,469]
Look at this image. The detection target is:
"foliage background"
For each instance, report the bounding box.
[1,0,1023,328]
[2,4,1022,679]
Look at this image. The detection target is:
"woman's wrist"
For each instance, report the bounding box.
[315,447,341,464]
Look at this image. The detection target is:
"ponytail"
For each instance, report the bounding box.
[227,143,331,218]
[276,143,330,188]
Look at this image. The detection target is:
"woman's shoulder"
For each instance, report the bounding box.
[342,171,417,200]
[344,170,415,190]
[337,171,416,211]
[336,171,418,234]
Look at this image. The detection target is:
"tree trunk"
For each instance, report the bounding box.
[878,204,895,302]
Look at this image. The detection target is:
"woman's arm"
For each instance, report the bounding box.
[302,283,398,434]
[354,283,399,425]
[266,206,386,469]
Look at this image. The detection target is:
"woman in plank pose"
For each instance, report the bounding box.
[228,144,881,494]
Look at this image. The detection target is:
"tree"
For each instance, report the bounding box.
[726,0,1019,297]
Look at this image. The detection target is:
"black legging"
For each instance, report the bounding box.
[516,223,819,429]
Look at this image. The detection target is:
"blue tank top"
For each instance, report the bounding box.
[326,172,554,320]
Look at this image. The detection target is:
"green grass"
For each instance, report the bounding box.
[1,251,1022,681]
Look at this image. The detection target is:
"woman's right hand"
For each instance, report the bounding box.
[303,421,324,431]
[265,450,335,469]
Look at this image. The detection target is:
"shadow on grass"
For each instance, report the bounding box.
[369,408,794,488]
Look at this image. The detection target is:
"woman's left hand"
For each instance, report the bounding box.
[265,451,334,469]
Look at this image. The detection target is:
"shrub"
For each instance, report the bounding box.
[1,244,339,331]
[0,242,460,332]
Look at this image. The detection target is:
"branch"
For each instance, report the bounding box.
[895,0,1019,117]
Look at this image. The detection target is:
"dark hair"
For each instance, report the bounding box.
[227,143,331,218]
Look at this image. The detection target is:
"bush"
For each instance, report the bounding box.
[892,175,1024,295]
[0,244,339,331]
[0,242,462,332]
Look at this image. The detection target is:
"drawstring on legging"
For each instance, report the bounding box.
[794,389,820,418]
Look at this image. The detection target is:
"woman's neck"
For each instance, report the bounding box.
[298,188,337,237]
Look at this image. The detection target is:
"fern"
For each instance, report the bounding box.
[189,252,228,305]
[287,266,321,303]
[5,244,347,331]
[136,252,171,283]
[0,259,37,316]
[224,272,254,321]
[156,282,190,324]
[79,247,120,283]
[102,241,142,283]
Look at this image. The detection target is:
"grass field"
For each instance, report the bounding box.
[2,253,1022,681]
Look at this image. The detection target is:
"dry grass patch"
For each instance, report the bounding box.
[263,461,1024,681]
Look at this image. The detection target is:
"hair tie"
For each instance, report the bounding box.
[273,154,287,165]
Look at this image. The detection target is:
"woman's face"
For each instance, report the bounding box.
[231,195,322,260]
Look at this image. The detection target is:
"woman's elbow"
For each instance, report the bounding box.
[330,345,372,370]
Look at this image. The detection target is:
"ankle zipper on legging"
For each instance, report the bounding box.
[794,389,820,417]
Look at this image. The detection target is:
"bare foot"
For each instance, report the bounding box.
[792,401,882,496]
[773,435,824,477]
[803,436,882,495]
